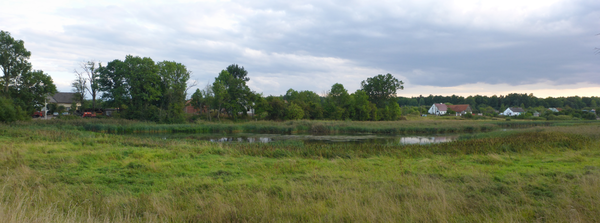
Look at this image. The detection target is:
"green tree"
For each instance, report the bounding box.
[212,74,229,121]
[11,70,57,115]
[325,83,352,120]
[215,68,252,120]
[388,102,402,120]
[202,83,214,121]
[360,73,404,108]
[369,103,378,121]
[71,71,87,109]
[0,97,26,122]
[266,96,285,120]
[190,88,204,115]
[285,102,304,120]
[0,31,31,97]
[56,105,66,116]
[252,93,269,120]
[98,59,127,109]
[98,55,162,121]
[124,56,161,120]
[226,64,249,81]
[465,96,476,112]
[75,61,101,113]
[70,101,78,115]
[156,61,190,123]
[352,90,371,121]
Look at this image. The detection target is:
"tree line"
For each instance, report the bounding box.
[398,93,600,114]
[74,56,191,123]
[2,30,598,123]
[0,31,57,122]
[189,72,405,121]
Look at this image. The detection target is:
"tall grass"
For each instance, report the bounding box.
[19,118,589,135]
[75,119,503,134]
[0,123,598,222]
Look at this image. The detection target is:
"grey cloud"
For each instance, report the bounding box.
[7,0,600,95]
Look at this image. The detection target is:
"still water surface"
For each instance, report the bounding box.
[155,133,463,145]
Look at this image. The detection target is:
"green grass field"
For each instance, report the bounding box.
[0,120,599,222]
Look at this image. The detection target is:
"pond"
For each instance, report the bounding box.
[142,133,464,145]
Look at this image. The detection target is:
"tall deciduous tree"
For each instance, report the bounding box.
[0,30,32,97]
[71,70,87,110]
[325,83,352,120]
[157,61,190,123]
[226,64,249,81]
[215,66,252,120]
[352,90,372,121]
[360,73,404,108]
[98,55,162,121]
[98,59,128,109]
[190,89,204,114]
[11,70,57,114]
[75,61,101,113]
[212,74,229,121]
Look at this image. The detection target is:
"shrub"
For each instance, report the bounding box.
[0,97,27,123]
[285,103,304,120]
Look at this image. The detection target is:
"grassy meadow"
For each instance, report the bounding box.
[0,120,599,222]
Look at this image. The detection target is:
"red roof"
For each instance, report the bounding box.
[447,104,471,113]
[434,103,448,111]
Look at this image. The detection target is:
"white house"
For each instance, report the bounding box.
[428,103,447,115]
[548,108,562,112]
[502,107,525,116]
[428,103,473,116]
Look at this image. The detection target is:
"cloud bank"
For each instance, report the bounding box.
[1,0,599,97]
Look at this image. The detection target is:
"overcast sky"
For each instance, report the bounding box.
[2,0,599,98]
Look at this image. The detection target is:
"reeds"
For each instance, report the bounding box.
[78,120,503,135]
[0,122,599,222]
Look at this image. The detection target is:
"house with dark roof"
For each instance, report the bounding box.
[428,103,472,116]
[502,107,525,116]
[46,92,80,111]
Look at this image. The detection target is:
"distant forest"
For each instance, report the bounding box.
[397,93,599,111]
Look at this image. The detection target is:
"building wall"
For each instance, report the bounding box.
[428,105,446,115]
[502,108,521,116]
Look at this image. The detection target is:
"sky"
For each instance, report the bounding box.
[1,0,599,98]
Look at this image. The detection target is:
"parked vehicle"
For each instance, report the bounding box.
[82,112,96,118]
[32,111,45,118]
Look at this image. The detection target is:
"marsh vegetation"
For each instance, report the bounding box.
[0,120,599,222]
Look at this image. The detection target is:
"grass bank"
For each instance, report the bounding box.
[0,122,598,222]
[24,119,566,135]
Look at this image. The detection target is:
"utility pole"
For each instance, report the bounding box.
[44,97,48,120]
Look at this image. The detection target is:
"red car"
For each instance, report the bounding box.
[32,111,45,118]
[82,112,96,118]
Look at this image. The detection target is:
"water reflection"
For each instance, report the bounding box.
[210,137,272,143]
[200,134,459,145]
[399,136,457,144]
